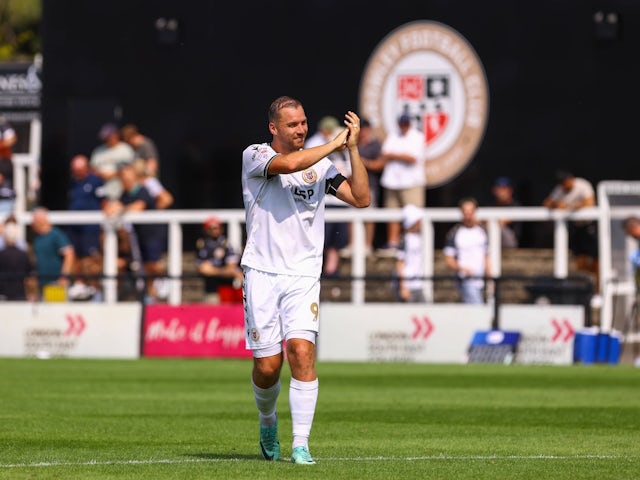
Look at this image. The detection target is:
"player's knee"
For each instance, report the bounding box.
[286,338,315,362]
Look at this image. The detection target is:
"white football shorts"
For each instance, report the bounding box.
[243,267,320,355]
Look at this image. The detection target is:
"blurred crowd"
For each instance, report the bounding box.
[0,114,608,305]
[0,119,243,304]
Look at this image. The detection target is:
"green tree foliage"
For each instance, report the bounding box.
[0,0,41,61]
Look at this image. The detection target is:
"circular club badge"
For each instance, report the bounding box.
[359,20,489,187]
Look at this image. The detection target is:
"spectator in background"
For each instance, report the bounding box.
[121,123,160,178]
[90,122,135,200]
[0,214,27,251]
[444,197,491,304]
[0,221,34,301]
[489,176,522,248]
[195,216,243,304]
[358,118,385,255]
[0,116,17,187]
[623,215,640,258]
[623,215,640,280]
[31,207,75,298]
[66,154,107,301]
[622,215,640,367]
[103,164,167,302]
[0,116,17,214]
[378,113,426,256]
[0,170,15,215]
[132,157,174,210]
[305,116,351,276]
[543,170,598,286]
[395,204,427,303]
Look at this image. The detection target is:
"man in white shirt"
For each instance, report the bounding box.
[543,170,598,286]
[90,123,135,200]
[395,204,427,302]
[444,197,491,304]
[241,96,369,465]
[378,114,426,255]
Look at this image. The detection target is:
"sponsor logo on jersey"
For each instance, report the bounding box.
[359,20,489,187]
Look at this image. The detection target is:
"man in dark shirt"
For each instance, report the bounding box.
[67,154,106,299]
[31,207,75,297]
[489,176,522,248]
[195,216,242,303]
[0,222,33,300]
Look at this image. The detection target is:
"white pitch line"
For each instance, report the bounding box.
[0,454,637,469]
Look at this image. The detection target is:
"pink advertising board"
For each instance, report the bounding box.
[143,304,251,358]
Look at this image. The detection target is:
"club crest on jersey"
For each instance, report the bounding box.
[359,20,489,187]
[301,168,317,184]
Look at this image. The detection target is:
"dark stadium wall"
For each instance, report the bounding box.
[40,0,639,247]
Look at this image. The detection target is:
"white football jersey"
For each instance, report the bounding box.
[241,143,341,277]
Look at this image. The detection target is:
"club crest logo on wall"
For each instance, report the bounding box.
[359,21,489,187]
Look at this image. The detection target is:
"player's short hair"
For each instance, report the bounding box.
[269,96,302,122]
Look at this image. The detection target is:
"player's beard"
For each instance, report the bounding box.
[290,135,306,152]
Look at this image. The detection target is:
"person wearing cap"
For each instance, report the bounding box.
[395,204,427,303]
[90,122,135,200]
[490,176,522,248]
[543,169,598,286]
[444,197,491,304]
[195,216,242,304]
[378,113,426,256]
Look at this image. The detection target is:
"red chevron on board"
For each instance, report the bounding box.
[412,316,434,340]
[65,314,86,337]
[550,318,574,343]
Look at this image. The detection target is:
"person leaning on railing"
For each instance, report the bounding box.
[623,216,640,289]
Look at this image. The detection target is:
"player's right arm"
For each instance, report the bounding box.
[267,131,349,175]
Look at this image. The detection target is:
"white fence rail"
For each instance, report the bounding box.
[2,180,637,333]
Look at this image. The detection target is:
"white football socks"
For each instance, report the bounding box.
[252,378,280,427]
[289,377,318,449]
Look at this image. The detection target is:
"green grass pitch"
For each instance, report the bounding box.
[1,358,639,479]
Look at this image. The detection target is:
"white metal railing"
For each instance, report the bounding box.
[11,117,41,218]
[5,205,601,300]
[2,183,636,333]
[596,181,640,335]
[7,116,637,332]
